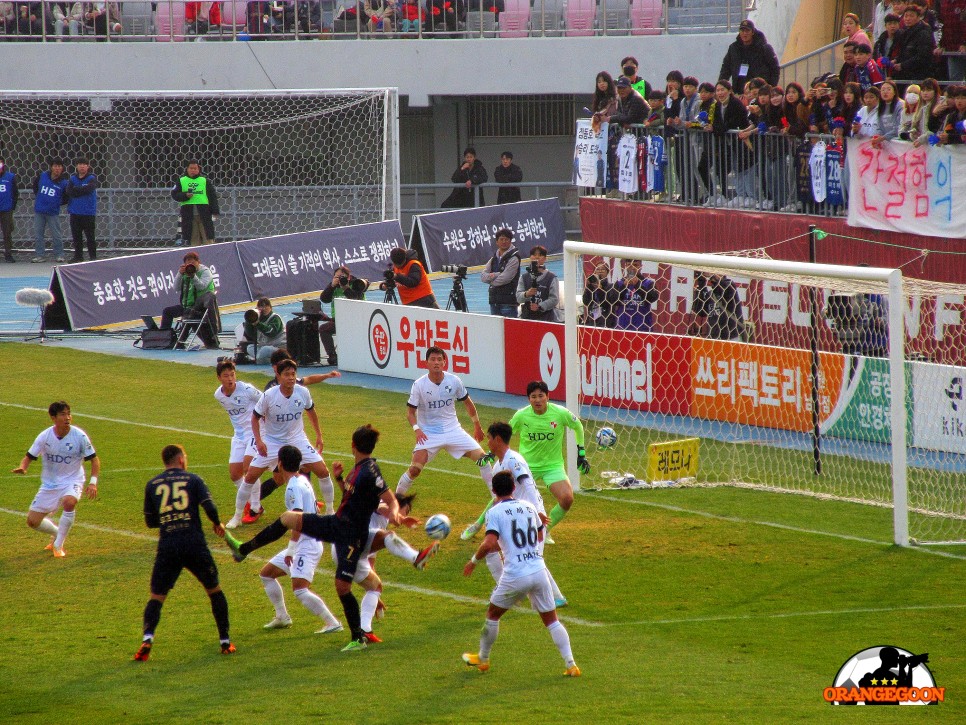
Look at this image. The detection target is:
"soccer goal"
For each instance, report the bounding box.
[563,240,966,547]
[0,89,400,251]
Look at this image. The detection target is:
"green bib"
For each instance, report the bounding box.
[179,175,208,206]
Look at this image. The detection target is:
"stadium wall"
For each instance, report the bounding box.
[578,198,966,284]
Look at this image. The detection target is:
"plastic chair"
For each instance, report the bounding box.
[595,0,628,35]
[497,0,529,37]
[563,0,595,36]
[121,1,156,40]
[629,0,659,36]
[155,0,186,40]
[530,0,563,36]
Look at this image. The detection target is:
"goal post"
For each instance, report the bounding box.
[563,241,939,547]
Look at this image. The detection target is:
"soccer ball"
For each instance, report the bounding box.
[424,513,451,540]
[596,427,618,449]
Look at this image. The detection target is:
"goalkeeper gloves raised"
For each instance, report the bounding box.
[477,452,496,468]
[576,446,591,475]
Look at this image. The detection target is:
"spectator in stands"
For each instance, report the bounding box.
[493,151,522,205]
[892,4,937,86]
[332,0,364,32]
[707,79,749,206]
[874,79,905,143]
[671,76,702,202]
[185,2,222,36]
[363,0,393,32]
[718,19,780,95]
[873,12,903,67]
[581,262,617,328]
[14,2,44,38]
[481,227,522,318]
[66,156,98,262]
[318,265,366,366]
[690,272,744,342]
[516,245,560,322]
[842,12,872,48]
[397,0,421,33]
[159,250,222,349]
[873,1,898,41]
[0,3,14,35]
[694,81,717,203]
[808,78,844,134]
[898,83,921,137]
[386,246,438,308]
[613,261,658,332]
[781,83,809,139]
[762,85,790,211]
[426,0,465,35]
[82,1,122,37]
[591,71,618,132]
[938,84,966,144]
[0,154,17,263]
[854,43,885,89]
[604,76,647,126]
[664,70,684,121]
[910,77,943,143]
[841,81,863,130]
[741,76,767,108]
[441,147,487,208]
[644,90,666,131]
[242,298,286,364]
[839,41,859,85]
[171,160,219,245]
[298,0,323,33]
[49,2,80,37]
[620,57,650,100]
[853,85,883,138]
[31,159,68,263]
[938,0,966,81]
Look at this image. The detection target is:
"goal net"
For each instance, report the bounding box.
[0,89,399,252]
[563,241,966,547]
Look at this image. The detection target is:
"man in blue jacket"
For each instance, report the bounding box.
[0,154,18,263]
[32,159,69,264]
[66,158,99,263]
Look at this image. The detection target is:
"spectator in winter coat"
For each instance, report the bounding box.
[892,4,937,84]
[718,19,780,95]
[442,147,487,208]
[493,152,523,205]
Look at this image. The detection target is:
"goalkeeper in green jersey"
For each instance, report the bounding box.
[461,380,588,541]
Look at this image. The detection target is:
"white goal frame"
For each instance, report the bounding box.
[563,241,910,547]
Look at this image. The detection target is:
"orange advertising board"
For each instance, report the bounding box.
[691,339,846,432]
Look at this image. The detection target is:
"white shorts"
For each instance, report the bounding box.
[415,427,481,462]
[29,481,84,514]
[249,436,324,471]
[228,436,256,465]
[490,569,555,613]
[269,538,323,581]
[331,528,378,584]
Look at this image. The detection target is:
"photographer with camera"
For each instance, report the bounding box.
[384,247,439,309]
[480,228,522,318]
[689,272,744,342]
[318,265,368,367]
[238,297,286,365]
[582,262,618,328]
[160,251,221,349]
[170,160,219,246]
[516,245,561,323]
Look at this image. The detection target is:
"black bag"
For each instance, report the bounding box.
[136,328,175,350]
[286,318,321,366]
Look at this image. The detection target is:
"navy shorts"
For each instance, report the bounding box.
[300,513,365,583]
[150,538,220,595]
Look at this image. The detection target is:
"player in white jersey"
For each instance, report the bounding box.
[462,471,579,676]
[258,445,342,634]
[228,359,334,529]
[214,360,263,525]
[12,401,101,557]
[395,346,493,496]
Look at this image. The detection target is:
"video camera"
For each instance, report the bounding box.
[382,266,396,289]
[441,264,468,279]
[899,652,929,669]
[529,260,540,277]
[183,263,197,276]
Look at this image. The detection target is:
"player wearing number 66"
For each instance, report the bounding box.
[462,471,580,677]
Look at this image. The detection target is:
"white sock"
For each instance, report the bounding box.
[485,551,504,582]
[54,510,75,549]
[235,482,255,517]
[547,620,575,667]
[247,480,261,510]
[260,575,289,619]
[360,589,380,631]
[37,518,58,536]
[547,570,565,601]
[396,472,413,495]
[479,618,499,661]
[294,587,339,626]
[317,476,334,512]
[479,463,493,489]
[382,532,417,564]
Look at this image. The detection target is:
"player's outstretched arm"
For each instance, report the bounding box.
[462,396,485,442]
[302,371,341,385]
[464,533,499,577]
[12,455,31,474]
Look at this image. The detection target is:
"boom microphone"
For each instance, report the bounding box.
[15,288,55,307]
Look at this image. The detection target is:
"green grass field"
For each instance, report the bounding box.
[0,343,963,723]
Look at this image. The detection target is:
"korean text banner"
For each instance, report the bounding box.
[847,139,964,238]
[573,119,608,189]
[53,241,249,330]
[416,199,565,273]
[235,220,406,299]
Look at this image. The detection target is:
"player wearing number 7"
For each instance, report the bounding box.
[462,471,580,676]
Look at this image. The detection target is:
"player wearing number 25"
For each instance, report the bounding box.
[134,444,234,662]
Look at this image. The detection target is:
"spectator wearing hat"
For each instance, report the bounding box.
[718,19,780,95]
[604,76,647,126]
[493,152,523,205]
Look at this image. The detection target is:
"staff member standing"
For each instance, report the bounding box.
[66,157,99,263]
[171,160,219,246]
[387,247,439,309]
[480,228,521,318]
[0,154,18,263]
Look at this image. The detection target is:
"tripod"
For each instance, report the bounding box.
[446,276,468,312]
[383,284,399,305]
[27,303,51,343]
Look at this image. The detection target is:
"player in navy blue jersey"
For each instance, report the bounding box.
[225,424,440,651]
[135,444,233,661]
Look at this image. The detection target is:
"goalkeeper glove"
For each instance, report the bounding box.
[477,452,496,468]
[576,446,591,475]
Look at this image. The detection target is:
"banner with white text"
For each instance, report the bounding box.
[847,139,965,238]
[573,119,608,189]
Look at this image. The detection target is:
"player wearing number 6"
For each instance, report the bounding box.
[135,445,234,662]
[12,400,100,558]
[462,471,580,677]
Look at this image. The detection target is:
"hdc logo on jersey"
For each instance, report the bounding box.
[539,332,561,391]
[45,453,73,464]
[226,407,248,417]
[275,413,303,422]
[525,432,556,442]
[427,399,453,409]
[825,646,944,705]
[369,309,392,369]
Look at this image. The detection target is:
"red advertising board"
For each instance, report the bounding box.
[503,319,567,400]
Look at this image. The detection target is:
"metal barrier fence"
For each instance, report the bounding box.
[778,37,846,91]
[0,0,742,42]
[594,125,845,218]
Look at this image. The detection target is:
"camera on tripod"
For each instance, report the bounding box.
[382,266,396,289]
[441,264,468,279]
[529,260,540,277]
